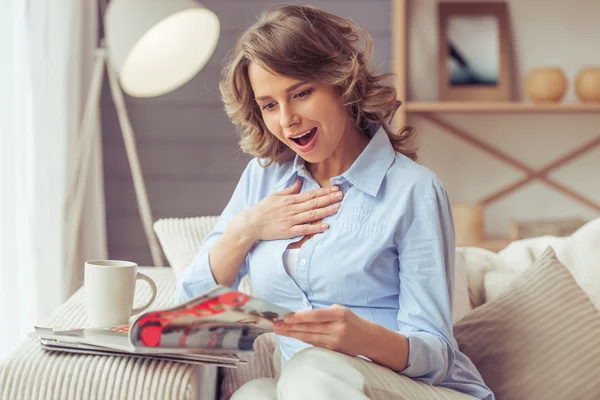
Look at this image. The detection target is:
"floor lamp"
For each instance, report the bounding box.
[69,0,220,267]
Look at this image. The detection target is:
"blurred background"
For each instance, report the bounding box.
[102,0,600,266]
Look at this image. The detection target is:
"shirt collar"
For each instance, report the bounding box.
[275,126,396,197]
[340,126,395,197]
[273,155,310,189]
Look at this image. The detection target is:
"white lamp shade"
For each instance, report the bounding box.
[105,0,220,98]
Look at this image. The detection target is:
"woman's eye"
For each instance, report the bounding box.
[262,103,276,111]
[295,89,312,99]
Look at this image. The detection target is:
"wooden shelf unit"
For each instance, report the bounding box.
[391,0,600,252]
[406,101,600,113]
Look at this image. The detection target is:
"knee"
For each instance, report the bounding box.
[231,378,277,400]
[277,348,326,398]
[277,347,364,397]
[284,347,330,372]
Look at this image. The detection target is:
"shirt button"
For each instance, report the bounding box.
[300,259,307,266]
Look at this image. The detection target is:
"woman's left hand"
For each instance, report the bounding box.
[273,305,375,357]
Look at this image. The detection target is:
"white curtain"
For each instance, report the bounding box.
[0,0,107,361]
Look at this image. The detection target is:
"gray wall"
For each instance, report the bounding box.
[101,0,391,266]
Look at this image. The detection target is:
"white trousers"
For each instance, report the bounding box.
[231,347,476,400]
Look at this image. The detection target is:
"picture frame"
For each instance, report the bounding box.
[438,2,513,101]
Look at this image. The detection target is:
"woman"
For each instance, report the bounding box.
[176,5,493,400]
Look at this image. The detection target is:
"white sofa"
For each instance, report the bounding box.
[2,217,597,399]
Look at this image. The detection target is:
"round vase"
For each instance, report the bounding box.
[525,68,568,103]
[575,67,600,103]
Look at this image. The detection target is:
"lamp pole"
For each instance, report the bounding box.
[104,46,164,267]
[67,44,164,268]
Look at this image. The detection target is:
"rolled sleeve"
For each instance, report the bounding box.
[174,161,254,304]
[400,331,453,383]
[395,179,456,385]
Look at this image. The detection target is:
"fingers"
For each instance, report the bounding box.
[274,330,331,348]
[293,202,340,225]
[278,178,303,195]
[292,189,343,214]
[288,221,329,237]
[283,307,347,324]
[274,321,330,335]
[288,185,340,205]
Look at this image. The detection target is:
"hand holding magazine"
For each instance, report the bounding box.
[31,286,292,367]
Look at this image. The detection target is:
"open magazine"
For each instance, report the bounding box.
[30,285,292,367]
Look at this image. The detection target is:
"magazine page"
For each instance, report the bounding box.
[31,326,245,363]
[32,325,133,351]
[129,285,292,352]
[38,340,241,368]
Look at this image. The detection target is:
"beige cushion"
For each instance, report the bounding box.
[153,216,219,279]
[454,247,600,400]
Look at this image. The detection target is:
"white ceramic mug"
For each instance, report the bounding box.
[84,260,157,327]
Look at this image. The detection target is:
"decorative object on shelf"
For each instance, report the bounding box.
[525,67,568,103]
[437,2,513,102]
[452,202,485,246]
[509,218,587,241]
[575,67,600,103]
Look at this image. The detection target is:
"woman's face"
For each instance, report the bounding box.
[248,62,353,164]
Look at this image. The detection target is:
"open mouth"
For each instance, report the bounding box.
[290,127,317,147]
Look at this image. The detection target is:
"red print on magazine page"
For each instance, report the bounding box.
[130,286,292,351]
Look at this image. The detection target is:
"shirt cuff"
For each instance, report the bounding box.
[399,331,449,384]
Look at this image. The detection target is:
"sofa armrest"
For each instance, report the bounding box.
[0,267,217,400]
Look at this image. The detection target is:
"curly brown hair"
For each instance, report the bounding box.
[219,4,416,166]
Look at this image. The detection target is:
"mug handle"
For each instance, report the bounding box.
[131,272,158,316]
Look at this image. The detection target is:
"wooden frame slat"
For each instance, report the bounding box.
[421,114,600,213]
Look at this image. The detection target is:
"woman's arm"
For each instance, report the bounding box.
[175,163,254,302]
[207,178,341,287]
[393,179,456,384]
[206,213,256,287]
[176,162,343,303]
[362,322,410,371]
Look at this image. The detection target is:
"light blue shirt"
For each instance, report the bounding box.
[176,128,493,400]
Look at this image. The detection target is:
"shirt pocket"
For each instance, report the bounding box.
[336,207,387,237]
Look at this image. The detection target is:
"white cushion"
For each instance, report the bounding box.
[480,218,600,308]
[483,270,522,303]
[452,252,472,323]
[498,235,568,272]
[555,218,600,310]
[455,247,505,309]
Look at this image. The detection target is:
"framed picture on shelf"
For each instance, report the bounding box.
[438,2,513,101]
